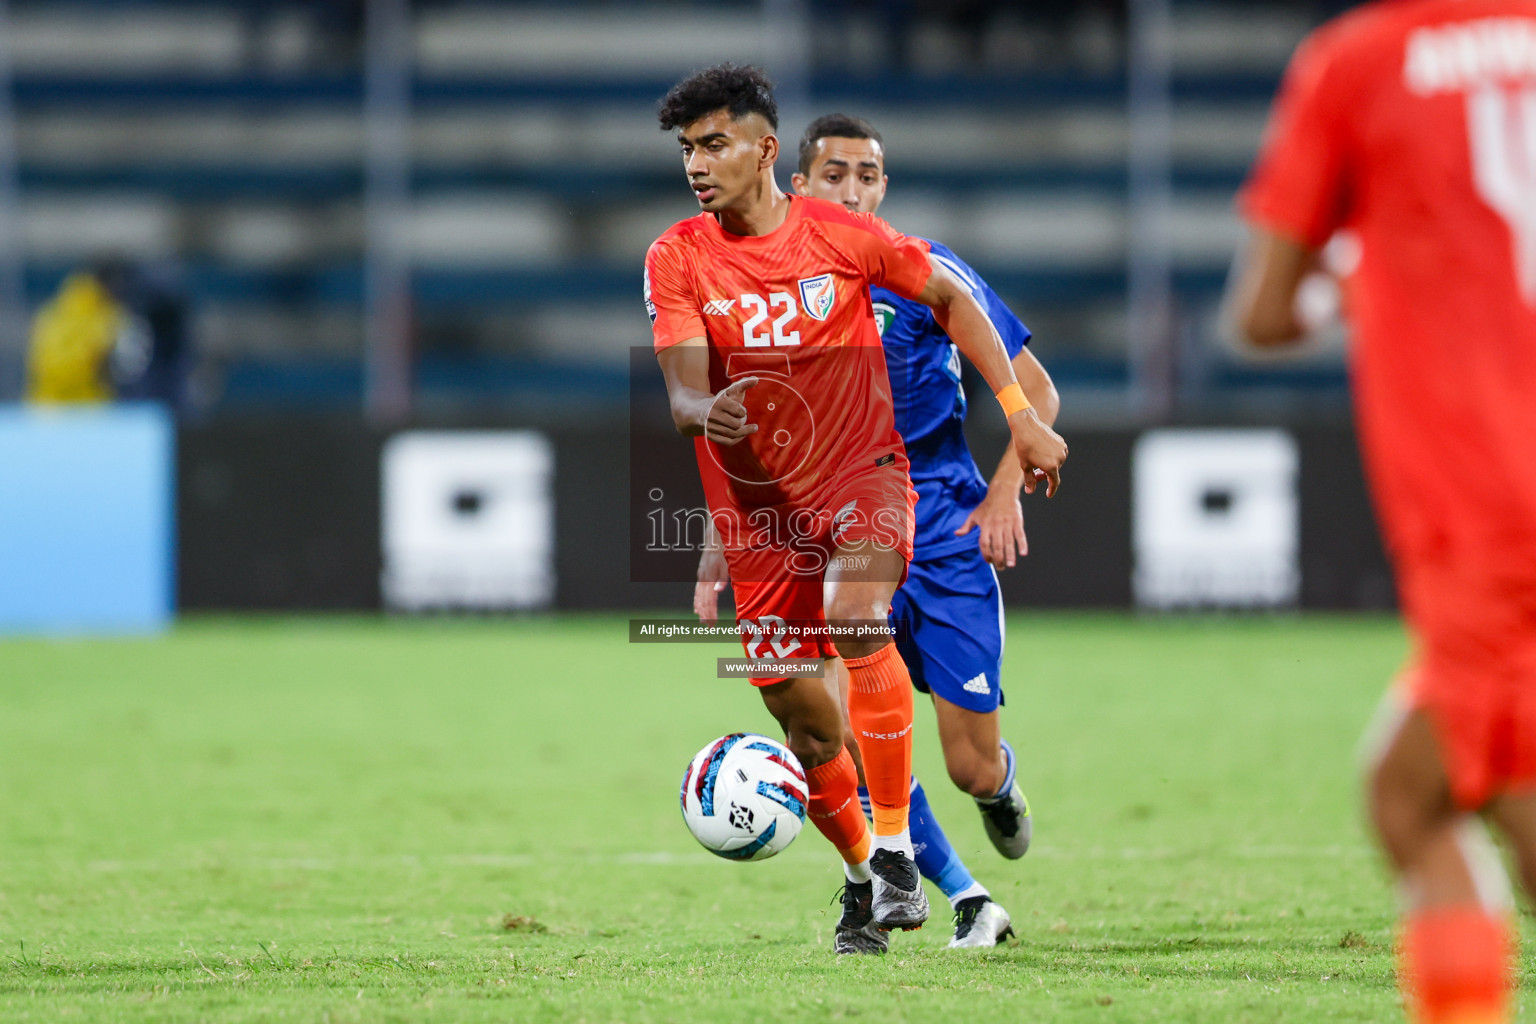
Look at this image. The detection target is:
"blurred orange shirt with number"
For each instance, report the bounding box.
[1241,0,1536,570]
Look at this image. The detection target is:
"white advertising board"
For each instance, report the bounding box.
[382,431,554,611]
[1133,429,1299,609]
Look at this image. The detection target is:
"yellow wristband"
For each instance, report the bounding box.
[995,382,1031,417]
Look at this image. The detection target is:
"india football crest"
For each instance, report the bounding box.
[798,274,836,322]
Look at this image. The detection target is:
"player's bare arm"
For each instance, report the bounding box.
[957,347,1060,568]
[1229,228,1315,347]
[656,338,760,446]
[915,262,1068,497]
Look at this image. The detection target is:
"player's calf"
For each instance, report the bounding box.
[761,675,875,880]
[943,740,1007,799]
[931,691,1007,798]
[843,647,927,933]
[758,673,848,773]
[1367,703,1514,1023]
[845,645,917,852]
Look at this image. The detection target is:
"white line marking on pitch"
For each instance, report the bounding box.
[56,845,1372,875]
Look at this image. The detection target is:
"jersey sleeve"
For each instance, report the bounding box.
[926,240,1031,359]
[844,214,934,299]
[1239,27,1354,248]
[644,239,705,351]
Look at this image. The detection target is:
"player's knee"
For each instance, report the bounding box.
[949,768,996,800]
[836,637,889,662]
[946,749,1001,799]
[786,731,843,771]
[1366,761,1405,845]
[1367,759,1437,869]
[823,588,886,627]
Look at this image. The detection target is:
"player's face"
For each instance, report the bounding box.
[676,109,776,214]
[791,137,887,214]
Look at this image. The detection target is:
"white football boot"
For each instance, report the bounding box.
[947,896,1015,948]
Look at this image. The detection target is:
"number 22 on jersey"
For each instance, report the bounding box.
[738,293,801,348]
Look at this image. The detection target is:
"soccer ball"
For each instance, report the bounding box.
[679,733,807,860]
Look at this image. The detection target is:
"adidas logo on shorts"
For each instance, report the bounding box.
[963,674,991,695]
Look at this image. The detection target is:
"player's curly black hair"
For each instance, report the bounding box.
[796,113,884,176]
[657,63,778,133]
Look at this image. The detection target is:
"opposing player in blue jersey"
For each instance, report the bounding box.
[696,113,1060,952]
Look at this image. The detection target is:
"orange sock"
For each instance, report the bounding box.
[843,643,914,836]
[1402,905,1512,1024]
[806,747,870,864]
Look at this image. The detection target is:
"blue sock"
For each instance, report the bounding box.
[981,738,1017,804]
[861,779,983,902]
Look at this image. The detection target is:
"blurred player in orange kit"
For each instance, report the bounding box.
[645,63,1066,948]
[1232,4,1536,1021]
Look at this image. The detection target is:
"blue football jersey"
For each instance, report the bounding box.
[870,240,1031,560]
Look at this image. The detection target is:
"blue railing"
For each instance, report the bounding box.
[10,71,1284,108]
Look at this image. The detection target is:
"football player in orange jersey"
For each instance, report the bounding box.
[1234,4,1536,1021]
[695,113,1058,951]
[646,64,1066,949]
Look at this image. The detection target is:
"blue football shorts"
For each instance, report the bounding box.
[889,544,1005,713]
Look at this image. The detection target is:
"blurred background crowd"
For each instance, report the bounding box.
[2,0,1355,423]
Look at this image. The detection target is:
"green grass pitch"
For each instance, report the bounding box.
[0,613,1527,1022]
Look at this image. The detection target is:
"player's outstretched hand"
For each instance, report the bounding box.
[694,545,730,623]
[1008,409,1067,497]
[705,376,759,446]
[954,488,1028,569]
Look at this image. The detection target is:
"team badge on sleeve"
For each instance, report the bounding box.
[798,274,836,322]
[643,267,657,324]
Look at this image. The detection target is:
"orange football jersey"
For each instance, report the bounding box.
[1241,0,1536,567]
[645,195,933,511]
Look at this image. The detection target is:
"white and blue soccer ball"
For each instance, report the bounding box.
[680,733,807,861]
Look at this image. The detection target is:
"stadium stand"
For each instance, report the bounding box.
[6,0,1346,417]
